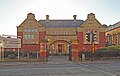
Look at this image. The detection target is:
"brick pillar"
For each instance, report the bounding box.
[40,42,47,62]
[71,40,79,61]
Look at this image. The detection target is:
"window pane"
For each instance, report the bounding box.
[24,29,27,32]
[31,35,34,39]
[28,29,30,32]
[24,35,27,39]
[27,35,31,39]
[31,29,34,32]
[35,29,37,32]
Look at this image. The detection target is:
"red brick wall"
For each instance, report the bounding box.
[17,32,23,36]
[21,44,39,51]
[39,32,45,50]
[99,32,106,48]
[40,52,46,57]
[17,32,23,44]
[4,48,19,51]
[72,52,78,57]
[77,32,84,51]
[17,32,40,51]
[71,43,79,60]
[39,32,45,40]
[72,44,78,49]
[77,32,106,52]
[17,32,46,51]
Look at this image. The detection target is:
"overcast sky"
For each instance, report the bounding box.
[0,0,120,35]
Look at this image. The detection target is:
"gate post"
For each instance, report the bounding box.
[69,42,72,61]
[40,40,47,62]
[71,40,79,61]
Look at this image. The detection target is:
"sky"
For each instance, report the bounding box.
[0,0,120,35]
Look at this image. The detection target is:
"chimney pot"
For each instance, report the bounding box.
[73,15,77,20]
[46,15,49,20]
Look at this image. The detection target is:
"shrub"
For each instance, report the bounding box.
[84,46,120,60]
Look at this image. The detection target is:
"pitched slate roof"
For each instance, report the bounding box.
[39,20,84,28]
[106,21,120,32]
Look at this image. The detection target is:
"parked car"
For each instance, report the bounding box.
[8,54,16,59]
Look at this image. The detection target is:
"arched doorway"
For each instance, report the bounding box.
[47,40,72,62]
[48,40,70,55]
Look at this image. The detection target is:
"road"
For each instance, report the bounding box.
[0,56,120,76]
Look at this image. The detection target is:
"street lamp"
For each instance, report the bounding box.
[0,43,1,61]
[91,30,96,62]
[82,47,86,62]
[69,41,72,61]
[46,39,50,62]
[0,36,5,61]
[0,42,3,61]
[0,41,4,61]
[119,48,120,59]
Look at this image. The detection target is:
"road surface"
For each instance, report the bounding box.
[0,56,120,76]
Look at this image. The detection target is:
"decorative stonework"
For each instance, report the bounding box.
[17,13,106,58]
[77,13,105,45]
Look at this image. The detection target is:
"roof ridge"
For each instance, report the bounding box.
[39,19,84,21]
[38,20,84,28]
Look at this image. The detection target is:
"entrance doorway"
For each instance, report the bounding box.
[49,40,70,55]
[47,40,72,62]
[58,44,63,54]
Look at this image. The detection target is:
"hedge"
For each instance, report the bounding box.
[85,49,120,59]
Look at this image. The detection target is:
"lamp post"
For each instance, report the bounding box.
[69,41,72,61]
[0,42,3,61]
[0,42,4,61]
[0,36,4,61]
[91,30,95,62]
[119,48,120,59]
[16,36,21,60]
[82,47,86,62]
[0,45,1,61]
[46,42,48,62]
[46,39,50,62]
[17,41,20,59]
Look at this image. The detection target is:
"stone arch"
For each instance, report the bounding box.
[48,40,71,55]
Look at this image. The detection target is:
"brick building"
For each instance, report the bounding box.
[106,21,120,46]
[17,13,106,60]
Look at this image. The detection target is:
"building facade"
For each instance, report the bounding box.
[106,21,120,46]
[17,13,106,60]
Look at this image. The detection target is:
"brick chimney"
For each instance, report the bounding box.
[46,15,49,20]
[73,15,77,20]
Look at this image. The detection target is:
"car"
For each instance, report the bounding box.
[8,54,16,59]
